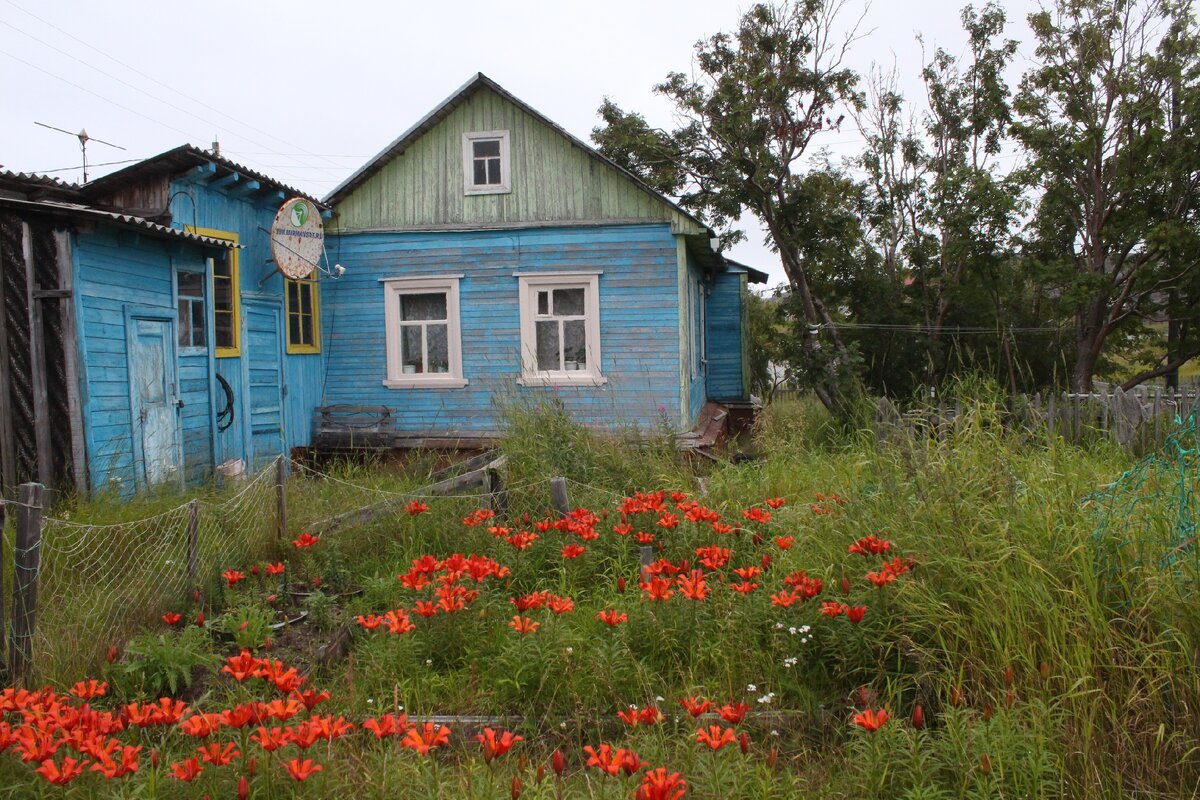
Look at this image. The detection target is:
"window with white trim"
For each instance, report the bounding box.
[382,276,467,388]
[463,130,511,195]
[517,273,605,386]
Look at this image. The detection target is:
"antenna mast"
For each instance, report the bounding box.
[33,122,126,182]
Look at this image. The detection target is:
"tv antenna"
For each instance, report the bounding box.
[34,122,126,182]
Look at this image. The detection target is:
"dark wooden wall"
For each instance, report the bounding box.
[0,210,82,497]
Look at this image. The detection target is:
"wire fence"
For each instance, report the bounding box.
[5,460,280,685]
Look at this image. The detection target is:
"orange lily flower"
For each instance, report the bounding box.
[69,679,107,700]
[475,727,523,763]
[362,712,407,739]
[170,757,203,782]
[852,708,890,732]
[36,756,87,786]
[291,532,319,548]
[696,724,738,750]
[283,758,323,781]
[196,741,240,766]
[508,616,539,635]
[251,726,290,752]
[583,744,646,777]
[596,609,628,627]
[636,767,687,800]
[679,696,713,717]
[400,722,450,755]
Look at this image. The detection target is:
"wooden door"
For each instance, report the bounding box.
[128,315,180,487]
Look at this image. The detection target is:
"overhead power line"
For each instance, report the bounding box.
[0,15,340,184]
[2,0,346,178]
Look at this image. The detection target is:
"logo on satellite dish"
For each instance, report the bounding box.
[271,198,323,280]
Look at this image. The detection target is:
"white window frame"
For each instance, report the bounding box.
[381,275,468,389]
[516,271,606,387]
[462,130,511,195]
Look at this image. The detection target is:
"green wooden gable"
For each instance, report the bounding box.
[325,74,708,237]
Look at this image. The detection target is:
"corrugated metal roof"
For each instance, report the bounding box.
[79,144,326,207]
[323,73,712,238]
[0,170,84,198]
[0,196,237,248]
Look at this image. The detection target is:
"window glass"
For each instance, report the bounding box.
[553,288,585,316]
[535,321,560,371]
[401,326,423,372]
[563,319,586,369]
[427,324,449,373]
[286,277,319,352]
[177,271,206,349]
[401,293,447,321]
[473,140,500,158]
[212,253,236,351]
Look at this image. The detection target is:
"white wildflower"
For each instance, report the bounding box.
[746,683,757,693]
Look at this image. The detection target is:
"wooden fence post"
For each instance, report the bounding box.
[10,482,43,686]
[550,477,570,516]
[186,500,199,585]
[485,458,509,516]
[639,545,654,582]
[275,456,287,541]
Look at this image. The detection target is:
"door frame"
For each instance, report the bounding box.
[124,305,182,491]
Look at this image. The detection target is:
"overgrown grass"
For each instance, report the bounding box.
[5,396,1200,798]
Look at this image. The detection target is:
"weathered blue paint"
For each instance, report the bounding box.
[72,228,215,492]
[322,223,683,433]
[705,269,747,401]
[685,250,708,423]
[167,177,326,468]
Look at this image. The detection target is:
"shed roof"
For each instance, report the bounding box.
[323,73,710,237]
[0,195,236,249]
[78,145,326,207]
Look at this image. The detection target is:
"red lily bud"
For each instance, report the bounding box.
[150,750,160,769]
[106,645,119,663]
[266,594,278,604]
[616,577,626,593]
[247,757,257,776]
[195,611,205,627]
[951,686,964,707]
[1005,689,1016,708]
[751,533,763,546]
[982,703,994,721]
[766,747,778,769]
[237,776,249,800]
[551,749,565,777]
[511,775,522,799]
[536,763,545,783]
[912,704,924,729]
[739,731,750,754]
[980,753,992,774]
[263,637,272,651]
[193,589,201,603]
[760,554,772,570]
[238,621,249,632]
[856,686,873,707]
[1039,661,1050,681]
[250,564,260,576]
[313,577,322,588]
[840,577,851,595]
[1004,666,1014,686]
[518,754,527,771]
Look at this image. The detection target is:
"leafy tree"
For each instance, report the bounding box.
[593,0,868,417]
[1012,0,1200,391]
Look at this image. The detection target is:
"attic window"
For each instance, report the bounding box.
[463,130,511,195]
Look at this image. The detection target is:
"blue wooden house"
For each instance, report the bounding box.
[317,74,764,446]
[0,151,328,495]
[0,74,764,497]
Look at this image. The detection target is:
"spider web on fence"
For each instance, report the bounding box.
[29,463,278,683]
[1089,411,1200,586]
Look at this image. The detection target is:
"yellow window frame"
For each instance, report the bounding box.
[187,226,241,358]
[285,272,321,354]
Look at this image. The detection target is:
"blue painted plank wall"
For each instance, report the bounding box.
[321,223,683,434]
[705,270,746,401]
[73,229,214,491]
[169,180,325,467]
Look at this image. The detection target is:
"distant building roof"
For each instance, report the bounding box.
[722,258,770,284]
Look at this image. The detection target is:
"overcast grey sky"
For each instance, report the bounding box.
[1,0,1044,287]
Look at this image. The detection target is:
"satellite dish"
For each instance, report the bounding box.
[270,198,324,279]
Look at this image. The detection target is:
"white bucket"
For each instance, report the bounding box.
[216,458,245,479]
